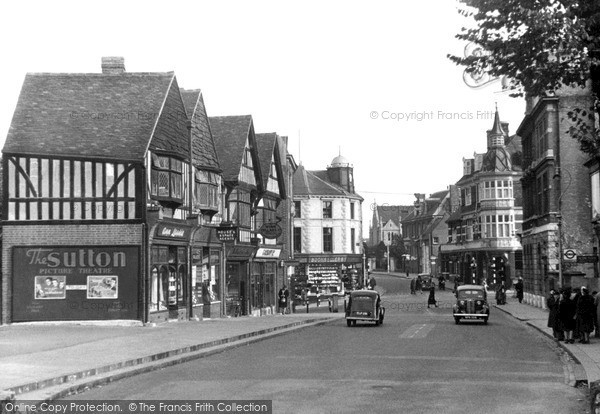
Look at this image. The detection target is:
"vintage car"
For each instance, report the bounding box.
[453,284,489,325]
[345,290,385,326]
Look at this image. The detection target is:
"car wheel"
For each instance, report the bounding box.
[483,318,488,325]
[375,320,380,326]
[347,319,352,327]
[455,317,460,325]
[352,320,357,326]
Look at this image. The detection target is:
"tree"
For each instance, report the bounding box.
[389,234,406,261]
[448,1,600,156]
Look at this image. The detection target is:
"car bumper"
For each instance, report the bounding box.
[453,313,488,318]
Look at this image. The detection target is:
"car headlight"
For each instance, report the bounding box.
[476,300,482,306]
[459,300,465,306]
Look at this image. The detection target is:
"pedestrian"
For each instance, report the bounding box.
[416,275,423,294]
[558,288,576,344]
[495,284,506,305]
[547,289,563,341]
[438,274,445,291]
[410,277,416,295]
[453,278,460,296]
[572,288,582,340]
[369,275,377,291]
[576,286,595,344]
[406,268,410,278]
[278,285,289,315]
[427,284,438,308]
[515,277,524,304]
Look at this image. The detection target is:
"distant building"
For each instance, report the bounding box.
[293,155,364,296]
[369,204,411,270]
[402,191,451,275]
[440,109,523,288]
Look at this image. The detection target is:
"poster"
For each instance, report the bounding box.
[87,276,118,299]
[34,275,66,299]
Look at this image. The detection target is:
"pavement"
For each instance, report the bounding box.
[0,304,343,404]
[493,292,600,391]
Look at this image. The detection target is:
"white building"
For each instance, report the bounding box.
[292,155,364,296]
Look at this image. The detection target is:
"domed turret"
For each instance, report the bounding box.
[327,151,355,193]
[330,155,351,168]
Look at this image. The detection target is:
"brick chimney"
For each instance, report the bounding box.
[101,57,125,74]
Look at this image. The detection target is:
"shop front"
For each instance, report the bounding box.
[295,254,363,301]
[225,245,257,317]
[12,245,140,322]
[250,247,282,316]
[191,227,223,319]
[148,221,194,323]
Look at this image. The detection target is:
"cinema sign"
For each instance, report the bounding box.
[12,245,139,322]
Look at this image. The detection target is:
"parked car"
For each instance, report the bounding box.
[345,290,385,327]
[453,284,489,325]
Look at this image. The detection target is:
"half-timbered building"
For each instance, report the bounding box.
[1,57,224,324]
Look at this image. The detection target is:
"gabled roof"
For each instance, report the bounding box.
[293,165,362,199]
[256,132,286,199]
[209,115,260,184]
[376,205,412,227]
[403,191,449,222]
[4,72,180,161]
[180,89,221,172]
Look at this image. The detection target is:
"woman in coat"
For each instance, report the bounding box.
[558,288,576,344]
[427,285,438,308]
[576,286,595,344]
[547,290,563,341]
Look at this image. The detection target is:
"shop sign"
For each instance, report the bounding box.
[227,245,256,259]
[255,248,281,259]
[309,256,347,263]
[12,246,139,322]
[259,222,283,239]
[155,223,191,240]
[577,255,598,263]
[216,226,238,242]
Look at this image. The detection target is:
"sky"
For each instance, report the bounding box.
[0,0,526,236]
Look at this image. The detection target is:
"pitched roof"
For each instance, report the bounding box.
[293,165,362,199]
[209,115,254,182]
[376,205,412,227]
[180,89,221,172]
[4,72,178,161]
[255,132,277,189]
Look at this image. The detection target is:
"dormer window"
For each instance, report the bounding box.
[151,154,183,202]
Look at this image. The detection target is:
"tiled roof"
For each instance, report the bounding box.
[180,89,221,172]
[255,132,277,190]
[4,72,178,161]
[293,165,362,199]
[376,205,412,226]
[209,115,254,182]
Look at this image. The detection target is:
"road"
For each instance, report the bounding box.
[64,273,588,413]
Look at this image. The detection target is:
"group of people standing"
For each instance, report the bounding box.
[547,286,598,344]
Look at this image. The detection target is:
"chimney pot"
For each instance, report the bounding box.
[101,57,125,74]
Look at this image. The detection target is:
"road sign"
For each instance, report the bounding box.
[563,249,577,261]
[577,255,599,263]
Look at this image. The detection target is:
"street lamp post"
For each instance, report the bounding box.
[387,244,390,273]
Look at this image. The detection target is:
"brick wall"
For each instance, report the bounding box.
[2,223,143,324]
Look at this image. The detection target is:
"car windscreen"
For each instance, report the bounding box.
[457,290,485,300]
